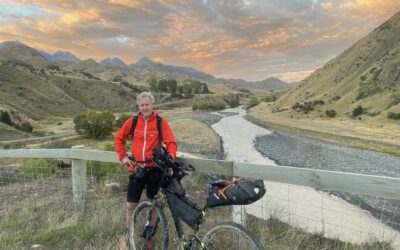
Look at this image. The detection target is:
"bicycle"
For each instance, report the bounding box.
[127,146,265,250]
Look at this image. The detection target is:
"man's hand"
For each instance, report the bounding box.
[122,156,136,168]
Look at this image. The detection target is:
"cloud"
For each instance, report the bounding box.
[0,0,399,82]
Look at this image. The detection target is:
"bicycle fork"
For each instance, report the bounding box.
[141,199,159,240]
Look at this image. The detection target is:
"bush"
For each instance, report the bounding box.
[115,113,131,129]
[192,101,226,111]
[247,97,260,108]
[19,122,33,133]
[74,110,115,139]
[352,105,364,117]
[387,112,400,120]
[0,111,12,126]
[325,109,336,118]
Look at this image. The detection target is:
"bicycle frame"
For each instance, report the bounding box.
[144,188,204,250]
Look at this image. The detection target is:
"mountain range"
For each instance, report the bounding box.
[0,41,291,91]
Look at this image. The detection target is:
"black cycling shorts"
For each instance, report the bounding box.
[127,168,160,202]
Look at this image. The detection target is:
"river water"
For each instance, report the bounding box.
[211,107,400,248]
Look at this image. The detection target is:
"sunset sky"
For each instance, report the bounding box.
[1,0,399,82]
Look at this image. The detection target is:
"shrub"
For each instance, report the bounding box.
[247,97,260,108]
[352,105,364,117]
[387,112,400,120]
[74,110,115,139]
[192,101,226,111]
[325,109,337,118]
[19,122,33,133]
[115,113,131,129]
[0,111,12,126]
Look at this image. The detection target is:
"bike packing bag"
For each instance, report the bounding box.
[206,179,266,208]
[166,191,204,230]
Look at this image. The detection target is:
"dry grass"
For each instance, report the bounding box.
[1,170,393,249]
[249,102,400,156]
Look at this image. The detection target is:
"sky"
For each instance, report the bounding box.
[0,0,399,82]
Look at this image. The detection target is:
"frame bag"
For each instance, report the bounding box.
[166,191,204,230]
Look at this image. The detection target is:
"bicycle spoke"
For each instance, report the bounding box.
[203,222,264,250]
[129,202,168,250]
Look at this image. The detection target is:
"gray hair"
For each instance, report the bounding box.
[136,91,155,104]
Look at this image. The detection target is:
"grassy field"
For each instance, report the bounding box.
[0,169,393,249]
[249,102,400,157]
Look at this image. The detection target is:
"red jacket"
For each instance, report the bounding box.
[114,111,177,171]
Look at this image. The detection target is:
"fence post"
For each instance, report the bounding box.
[232,161,246,226]
[71,145,87,214]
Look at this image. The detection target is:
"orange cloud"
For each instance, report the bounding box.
[60,9,102,25]
[340,0,400,22]
[248,29,289,49]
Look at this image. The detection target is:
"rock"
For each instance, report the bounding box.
[105,182,121,192]
[31,244,43,249]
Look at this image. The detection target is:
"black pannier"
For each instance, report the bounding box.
[166,191,204,230]
[206,179,266,208]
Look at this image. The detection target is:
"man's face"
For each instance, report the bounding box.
[137,97,154,118]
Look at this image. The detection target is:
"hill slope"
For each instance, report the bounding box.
[0,63,137,120]
[276,11,400,119]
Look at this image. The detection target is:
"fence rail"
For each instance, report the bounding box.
[1,147,399,201]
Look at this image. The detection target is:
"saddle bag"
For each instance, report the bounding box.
[166,191,204,230]
[206,179,266,208]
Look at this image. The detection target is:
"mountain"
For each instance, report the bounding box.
[275,11,400,118]
[0,62,137,121]
[51,51,80,62]
[0,41,290,91]
[0,41,25,48]
[100,57,128,68]
[218,77,292,91]
[0,41,48,67]
[129,57,290,90]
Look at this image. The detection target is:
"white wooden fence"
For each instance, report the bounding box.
[1,146,400,213]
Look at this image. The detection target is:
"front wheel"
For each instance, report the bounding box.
[129,201,169,250]
[202,222,265,250]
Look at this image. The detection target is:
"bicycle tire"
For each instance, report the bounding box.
[202,222,265,250]
[129,201,169,250]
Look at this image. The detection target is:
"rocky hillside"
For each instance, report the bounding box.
[276,11,400,120]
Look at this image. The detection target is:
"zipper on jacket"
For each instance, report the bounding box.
[142,119,147,161]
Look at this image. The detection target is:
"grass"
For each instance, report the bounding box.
[248,216,393,250]
[248,102,400,157]
[1,171,395,249]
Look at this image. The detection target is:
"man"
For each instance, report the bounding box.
[114,91,177,230]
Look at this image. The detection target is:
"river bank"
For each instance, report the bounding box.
[245,113,400,232]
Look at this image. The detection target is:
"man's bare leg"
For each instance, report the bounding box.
[127,202,138,229]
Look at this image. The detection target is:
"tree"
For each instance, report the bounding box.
[0,111,12,126]
[158,79,168,92]
[148,74,158,91]
[113,74,123,82]
[74,110,115,139]
[167,79,177,94]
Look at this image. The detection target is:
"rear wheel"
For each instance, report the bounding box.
[129,201,169,250]
[203,222,265,250]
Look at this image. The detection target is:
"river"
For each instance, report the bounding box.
[211,107,400,248]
